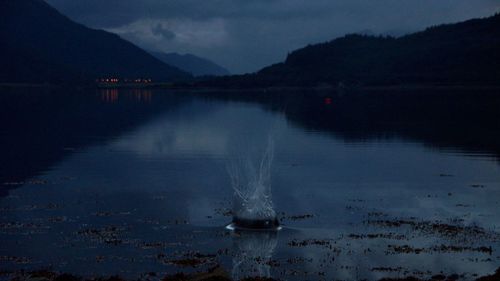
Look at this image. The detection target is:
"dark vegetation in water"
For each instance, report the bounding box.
[2,201,497,280]
[0,89,498,280]
[381,267,500,281]
[4,267,500,281]
[476,268,500,281]
[364,218,500,241]
[202,13,500,88]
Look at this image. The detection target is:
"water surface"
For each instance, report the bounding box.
[1,88,500,280]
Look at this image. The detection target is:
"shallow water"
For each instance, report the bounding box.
[1,88,500,280]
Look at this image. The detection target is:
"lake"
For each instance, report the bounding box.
[1,87,500,281]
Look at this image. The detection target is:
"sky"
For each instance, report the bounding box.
[46,0,499,74]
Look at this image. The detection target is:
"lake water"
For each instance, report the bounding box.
[1,88,500,280]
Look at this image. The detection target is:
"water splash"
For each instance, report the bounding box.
[227,137,278,229]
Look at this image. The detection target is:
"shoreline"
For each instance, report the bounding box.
[2,83,500,92]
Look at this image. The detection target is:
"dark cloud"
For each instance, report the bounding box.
[151,24,176,40]
[46,0,499,73]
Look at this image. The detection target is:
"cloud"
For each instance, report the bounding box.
[151,24,176,41]
[107,18,229,50]
[47,0,500,73]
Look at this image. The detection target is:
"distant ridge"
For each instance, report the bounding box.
[151,52,230,77]
[206,13,500,88]
[0,0,192,84]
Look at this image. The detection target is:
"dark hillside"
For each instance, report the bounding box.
[203,13,500,88]
[0,0,191,84]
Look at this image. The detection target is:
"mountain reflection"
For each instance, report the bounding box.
[1,87,499,198]
[197,88,500,161]
[0,88,188,197]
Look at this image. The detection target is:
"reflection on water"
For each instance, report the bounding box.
[0,88,500,280]
[101,89,153,103]
[232,230,278,280]
[101,88,119,103]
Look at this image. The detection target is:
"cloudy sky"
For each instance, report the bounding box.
[46,0,499,73]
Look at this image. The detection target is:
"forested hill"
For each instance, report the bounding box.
[206,13,500,88]
[0,0,192,84]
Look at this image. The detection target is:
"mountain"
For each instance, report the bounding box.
[206,13,500,88]
[0,0,192,84]
[151,52,230,77]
